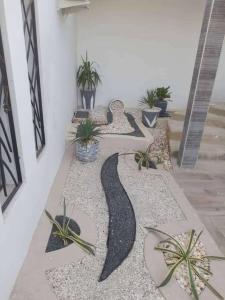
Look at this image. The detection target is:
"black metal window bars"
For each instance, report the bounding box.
[0,29,22,212]
[21,0,45,155]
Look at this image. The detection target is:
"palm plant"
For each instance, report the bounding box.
[146,227,225,300]
[45,199,95,255]
[156,86,171,101]
[75,119,102,145]
[77,52,101,91]
[139,89,157,109]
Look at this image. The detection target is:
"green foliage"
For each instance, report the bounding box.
[156,86,171,101]
[134,143,165,170]
[77,52,101,91]
[139,89,157,109]
[135,150,152,170]
[45,199,95,256]
[74,119,102,145]
[146,227,225,300]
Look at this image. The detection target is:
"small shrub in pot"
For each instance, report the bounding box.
[139,89,161,128]
[155,86,172,117]
[71,119,102,162]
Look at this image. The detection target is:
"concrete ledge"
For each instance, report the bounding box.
[144,170,225,300]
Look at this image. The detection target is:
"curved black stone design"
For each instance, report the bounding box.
[45,216,81,253]
[99,153,136,282]
[107,111,145,137]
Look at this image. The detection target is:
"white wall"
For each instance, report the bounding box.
[76,0,225,110]
[0,0,77,299]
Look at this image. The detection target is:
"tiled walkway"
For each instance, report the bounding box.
[172,159,225,255]
[170,103,225,255]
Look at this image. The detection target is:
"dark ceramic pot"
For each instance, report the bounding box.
[142,107,161,128]
[81,90,96,110]
[155,100,168,117]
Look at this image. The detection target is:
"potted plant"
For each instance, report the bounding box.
[155,86,172,117]
[139,89,161,128]
[77,52,101,110]
[70,119,102,162]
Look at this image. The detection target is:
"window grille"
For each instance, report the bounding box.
[0,30,22,212]
[21,0,45,155]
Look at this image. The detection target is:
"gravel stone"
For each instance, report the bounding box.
[46,152,185,299]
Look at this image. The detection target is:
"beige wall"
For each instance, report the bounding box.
[76,0,224,109]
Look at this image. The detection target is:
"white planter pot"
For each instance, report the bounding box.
[75,141,99,162]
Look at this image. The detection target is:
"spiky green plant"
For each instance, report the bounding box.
[72,119,101,146]
[135,149,154,170]
[134,142,165,170]
[45,199,95,255]
[77,52,101,91]
[146,227,225,300]
[139,89,157,109]
[156,86,171,101]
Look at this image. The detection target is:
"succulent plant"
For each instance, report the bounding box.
[68,119,101,146]
[45,199,95,255]
[146,227,225,300]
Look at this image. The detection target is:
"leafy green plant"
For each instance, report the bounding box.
[77,52,101,91]
[135,141,167,170]
[146,227,225,300]
[134,148,156,171]
[156,86,171,101]
[68,119,101,146]
[45,199,95,255]
[139,89,157,109]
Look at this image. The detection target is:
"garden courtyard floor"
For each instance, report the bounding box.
[10,107,225,300]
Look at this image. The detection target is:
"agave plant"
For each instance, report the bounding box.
[146,227,225,300]
[134,143,164,171]
[135,149,156,171]
[45,199,95,255]
[156,86,171,101]
[69,119,101,146]
[77,52,101,91]
[139,89,157,109]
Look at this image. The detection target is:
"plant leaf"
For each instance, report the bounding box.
[146,227,185,255]
[158,257,184,288]
[189,230,203,255]
[68,228,96,248]
[192,265,224,300]
[186,230,196,257]
[158,240,183,255]
[204,256,225,261]
[66,234,95,256]
[187,260,199,300]
[154,246,181,258]
[45,210,63,234]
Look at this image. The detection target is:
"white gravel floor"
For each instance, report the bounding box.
[45,153,185,300]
